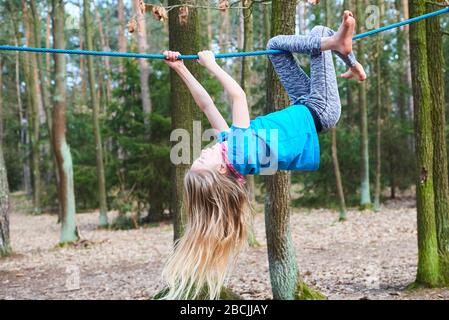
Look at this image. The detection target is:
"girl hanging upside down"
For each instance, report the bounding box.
[159,11,366,300]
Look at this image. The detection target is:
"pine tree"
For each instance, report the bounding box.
[22,0,42,214]
[373,0,383,211]
[52,0,79,244]
[83,0,108,227]
[356,0,371,209]
[331,0,347,221]
[426,0,449,285]
[409,0,440,287]
[132,0,152,124]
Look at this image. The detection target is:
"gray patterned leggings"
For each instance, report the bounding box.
[266,25,358,132]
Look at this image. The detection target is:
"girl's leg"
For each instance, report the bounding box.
[266,31,358,108]
[300,25,342,131]
[266,36,314,105]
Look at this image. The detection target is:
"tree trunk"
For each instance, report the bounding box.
[409,0,439,287]
[207,1,213,49]
[263,2,271,47]
[15,46,31,195]
[0,58,10,256]
[30,0,51,129]
[0,58,3,141]
[7,1,32,196]
[23,0,42,214]
[394,0,407,120]
[265,0,324,300]
[219,4,230,53]
[331,128,347,221]
[132,0,152,125]
[426,0,449,285]
[79,31,87,106]
[0,138,11,257]
[30,0,61,216]
[83,0,109,227]
[402,0,414,122]
[52,0,79,244]
[95,8,112,105]
[117,0,127,75]
[381,54,395,202]
[402,0,415,154]
[343,0,355,126]
[328,0,347,221]
[117,0,127,161]
[373,0,383,211]
[168,0,203,241]
[356,0,371,209]
[45,14,51,88]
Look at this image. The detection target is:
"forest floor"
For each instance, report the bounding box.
[1,193,449,300]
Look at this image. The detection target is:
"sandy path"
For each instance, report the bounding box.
[1,196,448,300]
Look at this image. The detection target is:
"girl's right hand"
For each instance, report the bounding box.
[163,50,184,69]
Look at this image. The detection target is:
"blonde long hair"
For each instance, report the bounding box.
[160,168,252,300]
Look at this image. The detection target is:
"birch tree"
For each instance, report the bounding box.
[52,0,79,243]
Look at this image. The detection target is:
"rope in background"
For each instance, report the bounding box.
[0,7,448,60]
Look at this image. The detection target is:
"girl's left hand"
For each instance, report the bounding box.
[197,50,218,69]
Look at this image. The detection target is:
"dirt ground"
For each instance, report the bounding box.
[1,194,449,300]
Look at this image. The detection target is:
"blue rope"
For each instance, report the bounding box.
[0,7,448,60]
[353,6,449,40]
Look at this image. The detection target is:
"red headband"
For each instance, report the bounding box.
[220,142,246,184]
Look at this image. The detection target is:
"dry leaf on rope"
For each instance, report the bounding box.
[218,0,230,12]
[127,17,137,33]
[142,3,168,23]
[178,6,189,25]
[308,0,320,4]
[152,5,168,22]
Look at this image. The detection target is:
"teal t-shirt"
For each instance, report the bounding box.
[216,104,320,176]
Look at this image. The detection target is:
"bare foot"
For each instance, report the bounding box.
[341,62,367,82]
[332,10,356,56]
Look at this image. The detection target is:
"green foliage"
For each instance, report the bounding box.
[105,59,173,222]
[3,106,23,192]
[4,141,23,192]
[0,245,12,258]
[63,58,175,218]
[295,281,327,300]
[109,213,138,230]
[292,127,361,208]
[0,0,446,217]
[67,104,98,210]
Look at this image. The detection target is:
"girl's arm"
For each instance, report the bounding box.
[164,51,229,133]
[198,51,250,128]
